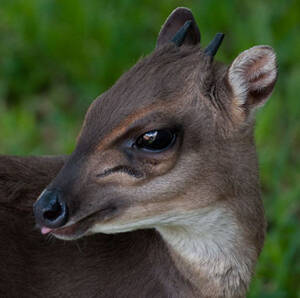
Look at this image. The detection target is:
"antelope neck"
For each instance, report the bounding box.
[156,206,254,297]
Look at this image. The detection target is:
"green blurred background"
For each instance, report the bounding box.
[0,0,299,296]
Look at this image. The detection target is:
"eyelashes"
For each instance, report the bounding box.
[97,165,143,179]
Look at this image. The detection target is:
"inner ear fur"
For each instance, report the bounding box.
[228,45,277,111]
[156,7,201,48]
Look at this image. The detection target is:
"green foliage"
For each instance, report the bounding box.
[0,0,299,296]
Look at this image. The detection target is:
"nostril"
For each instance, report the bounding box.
[34,189,68,228]
[43,201,62,221]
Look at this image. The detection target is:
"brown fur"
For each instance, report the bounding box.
[0,7,277,298]
[0,155,197,298]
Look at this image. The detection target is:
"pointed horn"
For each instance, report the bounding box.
[171,20,193,47]
[204,33,225,57]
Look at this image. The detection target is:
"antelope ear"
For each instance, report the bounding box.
[156,7,200,48]
[228,46,277,111]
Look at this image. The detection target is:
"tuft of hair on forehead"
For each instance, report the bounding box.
[110,42,222,102]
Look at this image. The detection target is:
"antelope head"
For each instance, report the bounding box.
[33,7,277,296]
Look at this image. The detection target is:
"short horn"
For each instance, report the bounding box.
[204,33,225,58]
[171,20,193,47]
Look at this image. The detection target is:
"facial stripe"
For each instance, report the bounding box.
[94,102,175,152]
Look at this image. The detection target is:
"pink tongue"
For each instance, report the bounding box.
[41,227,53,234]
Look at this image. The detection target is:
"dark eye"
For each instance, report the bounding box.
[135,129,176,151]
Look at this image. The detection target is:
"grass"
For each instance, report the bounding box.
[0,0,299,296]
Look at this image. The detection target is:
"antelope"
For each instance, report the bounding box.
[0,7,277,298]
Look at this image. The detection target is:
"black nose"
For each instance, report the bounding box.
[33,189,68,228]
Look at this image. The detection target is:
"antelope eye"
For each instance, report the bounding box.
[135,129,175,151]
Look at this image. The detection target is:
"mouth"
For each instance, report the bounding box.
[39,204,118,240]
